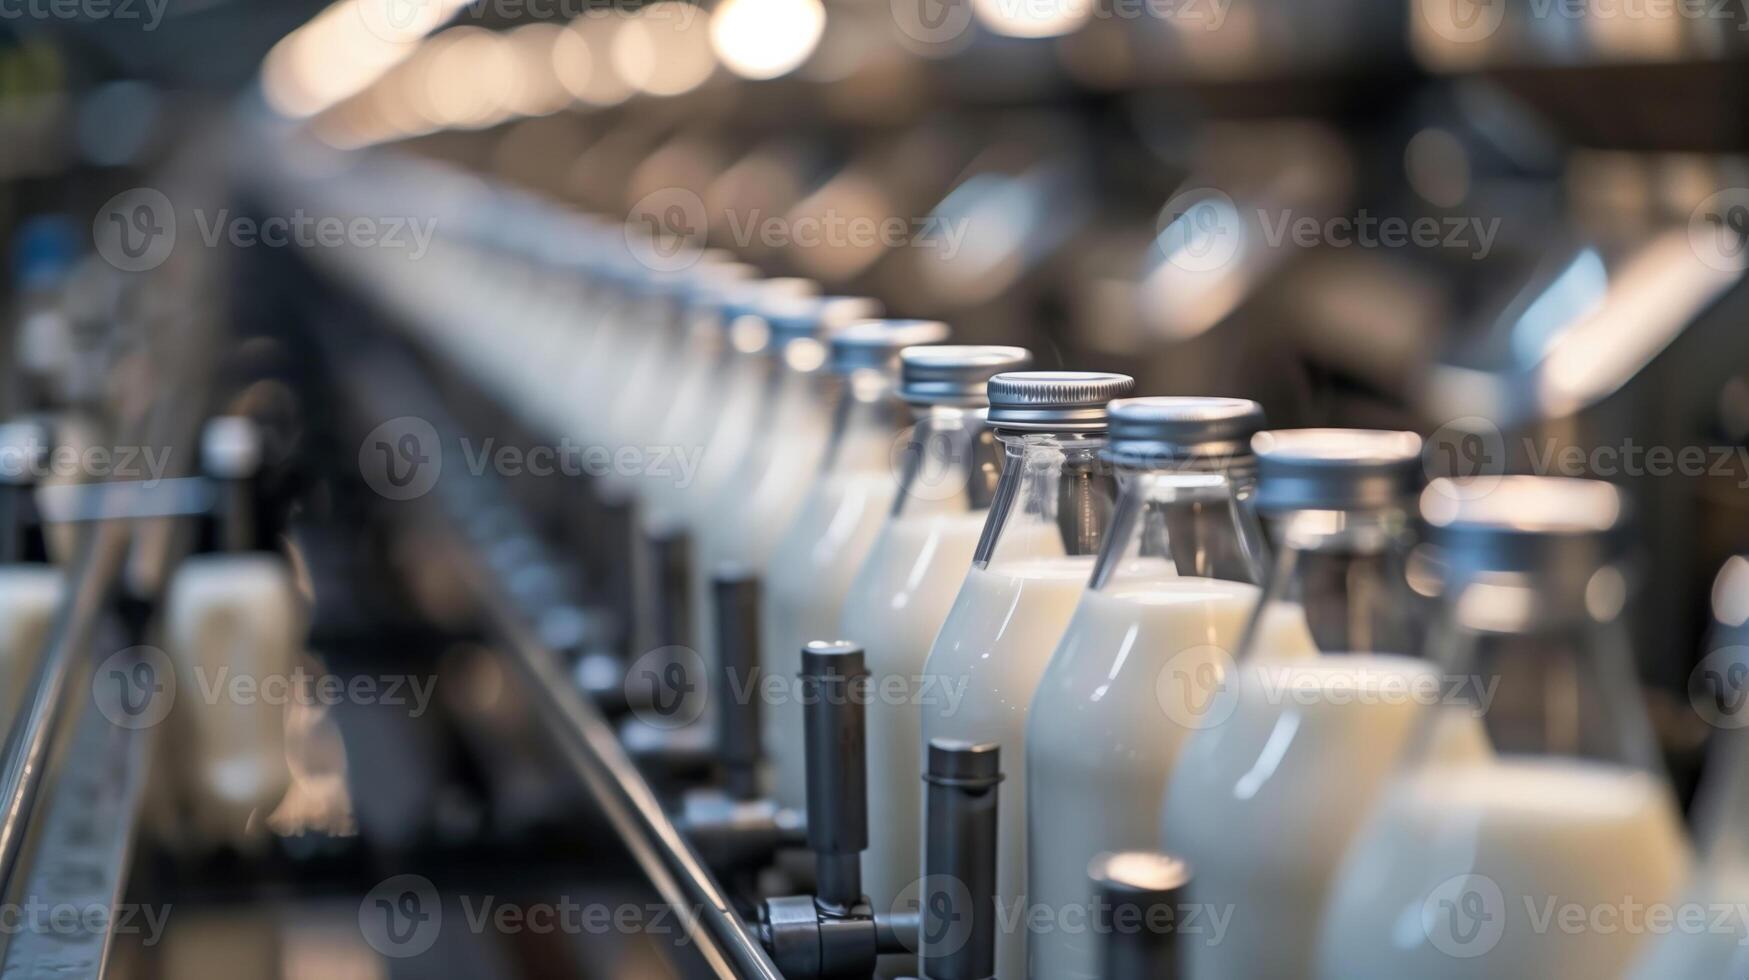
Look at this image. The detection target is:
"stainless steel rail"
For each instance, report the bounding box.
[0,504,133,906]
[0,622,152,979]
[0,302,215,972]
[329,342,784,980]
[0,253,216,973]
[460,557,785,980]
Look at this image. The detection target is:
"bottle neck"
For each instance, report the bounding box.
[1235,506,1420,661]
[891,406,1003,520]
[215,475,259,554]
[973,430,1118,569]
[1424,562,1660,775]
[1089,465,1267,591]
[820,368,908,477]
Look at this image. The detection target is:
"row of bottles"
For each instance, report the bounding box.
[368,201,1738,979]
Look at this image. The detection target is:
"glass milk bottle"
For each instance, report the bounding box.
[841,344,1031,934]
[1630,556,1749,978]
[1319,477,1691,980]
[583,264,699,450]
[1162,429,1487,980]
[568,260,652,445]
[762,319,952,811]
[635,263,759,525]
[1026,397,1304,979]
[596,257,743,504]
[671,277,820,529]
[920,370,1135,980]
[688,294,882,668]
[594,271,701,500]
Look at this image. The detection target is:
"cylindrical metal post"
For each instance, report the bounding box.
[712,571,762,800]
[648,527,693,648]
[201,416,261,554]
[922,739,1001,980]
[799,640,869,914]
[1090,850,1191,979]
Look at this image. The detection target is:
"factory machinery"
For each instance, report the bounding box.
[2,0,1749,976]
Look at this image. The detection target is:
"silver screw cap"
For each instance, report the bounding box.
[1252,429,1423,513]
[985,371,1135,432]
[1107,397,1265,469]
[1422,476,1630,581]
[828,319,952,374]
[900,345,1032,406]
[765,294,884,348]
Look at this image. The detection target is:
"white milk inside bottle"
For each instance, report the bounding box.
[848,346,1032,942]
[920,370,1133,979]
[688,295,880,670]
[1322,760,1688,979]
[662,279,817,538]
[636,265,759,529]
[1027,396,1322,979]
[1319,476,1692,980]
[1160,429,1475,980]
[601,260,752,511]
[761,319,950,810]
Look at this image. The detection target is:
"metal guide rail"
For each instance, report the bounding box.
[0,622,151,980]
[323,333,784,980]
[0,457,200,977]
[0,286,217,977]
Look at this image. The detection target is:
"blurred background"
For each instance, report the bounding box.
[3,0,1749,975]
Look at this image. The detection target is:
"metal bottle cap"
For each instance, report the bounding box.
[718,277,820,326]
[714,278,821,355]
[1422,476,1631,581]
[900,345,1032,406]
[684,262,759,309]
[1106,397,1266,469]
[1252,428,1424,513]
[985,371,1135,432]
[765,295,885,347]
[827,319,952,374]
[201,416,262,480]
